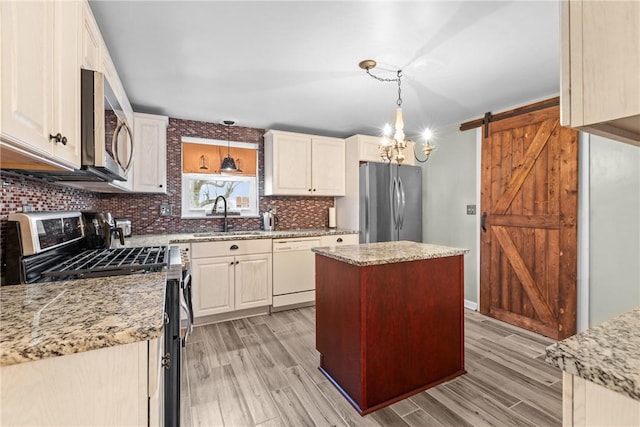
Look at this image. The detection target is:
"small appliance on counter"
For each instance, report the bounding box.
[261,207,279,231]
[115,218,132,237]
[82,211,124,248]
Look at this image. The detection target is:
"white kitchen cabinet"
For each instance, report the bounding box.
[132,113,168,193]
[191,256,235,316]
[0,339,158,426]
[264,130,345,196]
[235,253,273,310]
[80,0,101,71]
[0,0,81,170]
[191,239,272,318]
[561,0,640,147]
[563,372,640,426]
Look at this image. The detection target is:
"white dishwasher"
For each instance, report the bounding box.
[272,237,321,308]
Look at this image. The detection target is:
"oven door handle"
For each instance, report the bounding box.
[180,272,193,345]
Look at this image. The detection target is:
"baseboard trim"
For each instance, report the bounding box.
[464,300,478,311]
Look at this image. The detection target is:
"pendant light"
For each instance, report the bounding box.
[220,120,237,172]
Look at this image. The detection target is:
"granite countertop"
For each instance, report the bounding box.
[311,241,469,266]
[0,272,166,367]
[123,228,358,247]
[545,306,640,401]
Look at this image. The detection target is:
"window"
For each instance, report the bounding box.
[181,137,258,218]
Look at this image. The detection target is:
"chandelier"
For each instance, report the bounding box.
[359,59,434,164]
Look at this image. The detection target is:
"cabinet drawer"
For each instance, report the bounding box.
[320,234,359,247]
[191,239,271,258]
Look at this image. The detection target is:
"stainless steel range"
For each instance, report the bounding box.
[3,211,188,427]
[4,211,168,284]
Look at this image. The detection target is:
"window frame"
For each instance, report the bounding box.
[180,137,259,219]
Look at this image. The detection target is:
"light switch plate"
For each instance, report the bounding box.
[466,205,476,215]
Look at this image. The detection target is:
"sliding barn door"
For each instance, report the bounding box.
[480,105,578,340]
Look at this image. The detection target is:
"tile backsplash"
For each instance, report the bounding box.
[1,118,335,265]
[97,118,334,234]
[0,173,101,262]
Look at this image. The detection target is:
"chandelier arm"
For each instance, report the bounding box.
[413,143,431,163]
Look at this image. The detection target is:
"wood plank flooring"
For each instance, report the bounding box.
[181,308,562,426]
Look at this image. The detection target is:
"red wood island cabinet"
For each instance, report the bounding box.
[314,241,467,415]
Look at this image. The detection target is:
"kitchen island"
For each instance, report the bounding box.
[312,241,469,415]
[545,307,640,426]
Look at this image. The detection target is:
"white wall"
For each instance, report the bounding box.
[421,125,478,304]
[588,135,640,326]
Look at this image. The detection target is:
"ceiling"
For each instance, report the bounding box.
[89,1,560,140]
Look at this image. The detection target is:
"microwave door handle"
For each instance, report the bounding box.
[112,121,135,174]
[121,121,134,173]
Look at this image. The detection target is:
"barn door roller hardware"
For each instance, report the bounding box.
[460,97,560,137]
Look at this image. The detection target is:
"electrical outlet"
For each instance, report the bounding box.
[159,204,173,216]
[466,205,476,215]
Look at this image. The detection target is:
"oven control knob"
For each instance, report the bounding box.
[161,353,171,369]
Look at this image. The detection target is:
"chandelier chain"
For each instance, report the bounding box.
[397,70,402,107]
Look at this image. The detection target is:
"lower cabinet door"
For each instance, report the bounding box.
[235,253,272,310]
[191,256,235,317]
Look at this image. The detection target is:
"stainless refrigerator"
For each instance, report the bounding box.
[359,162,423,243]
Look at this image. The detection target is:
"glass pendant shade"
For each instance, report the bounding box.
[221,155,237,171]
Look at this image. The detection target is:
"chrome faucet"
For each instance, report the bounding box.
[212,195,230,232]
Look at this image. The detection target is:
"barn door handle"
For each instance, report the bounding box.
[481,212,487,232]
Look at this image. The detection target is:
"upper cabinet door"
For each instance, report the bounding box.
[311,136,345,196]
[133,113,168,193]
[52,0,81,166]
[1,1,54,152]
[264,131,312,195]
[0,0,81,169]
[80,1,101,71]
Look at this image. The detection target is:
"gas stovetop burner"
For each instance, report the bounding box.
[39,246,169,281]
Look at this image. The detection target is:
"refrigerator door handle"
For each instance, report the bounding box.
[390,176,398,229]
[398,176,406,229]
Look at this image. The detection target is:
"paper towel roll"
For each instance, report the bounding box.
[328,207,336,228]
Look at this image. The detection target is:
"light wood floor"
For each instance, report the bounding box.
[181,307,562,426]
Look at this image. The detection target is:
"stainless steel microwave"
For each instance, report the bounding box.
[79,69,133,181]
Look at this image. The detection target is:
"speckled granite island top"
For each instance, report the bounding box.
[311,241,469,266]
[545,306,640,401]
[123,228,358,247]
[0,272,166,366]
